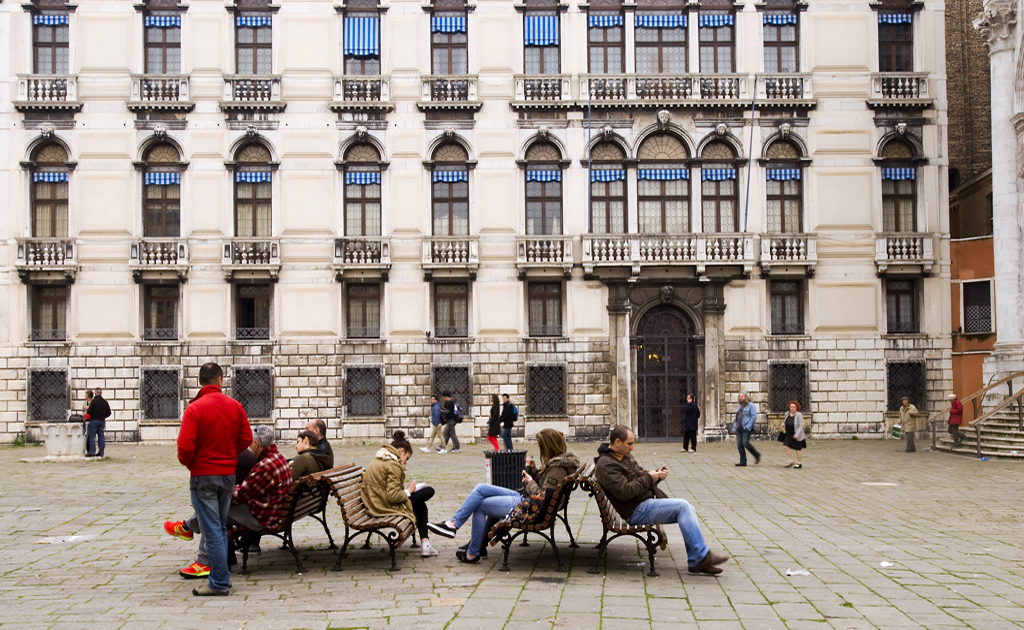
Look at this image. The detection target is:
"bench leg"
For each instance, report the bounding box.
[386,536,400,572]
[332,528,355,572]
[644,533,659,577]
[544,529,567,572]
[286,527,307,574]
[588,534,608,574]
[238,536,250,575]
[361,533,373,549]
[519,532,529,547]
[559,508,579,548]
[318,508,337,549]
[500,533,514,572]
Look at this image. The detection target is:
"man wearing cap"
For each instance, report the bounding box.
[947,393,963,448]
[899,396,922,453]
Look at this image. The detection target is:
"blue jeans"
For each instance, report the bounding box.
[451,483,521,556]
[736,427,760,465]
[86,420,105,456]
[501,427,513,451]
[627,498,709,568]
[190,475,234,591]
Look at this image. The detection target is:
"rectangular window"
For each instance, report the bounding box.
[763,13,798,73]
[32,286,67,342]
[235,178,272,237]
[141,369,180,419]
[524,12,560,74]
[346,367,383,416]
[236,284,271,340]
[29,369,67,422]
[345,175,382,236]
[886,360,925,411]
[770,280,803,335]
[432,13,468,74]
[701,178,737,232]
[768,362,808,413]
[766,178,801,233]
[432,178,469,236]
[882,178,916,232]
[962,281,993,334]
[886,279,918,334]
[144,181,181,237]
[347,283,381,339]
[698,12,734,73]
[32,179,69,238]
[525,174,562,235]
[638,178,689,233]
[432,365,470,409]
[344,15,381,75]
[232,368,273,419]
[590,179,627,234]
[236,20,272,75]
[529,282,562,337]
[588,13,624,74]
[434,283,469,338]
[33,22,70,74]
[144,22,181,74]
[527,365,566,415]
[878,15,913,72]
[635,14,687,74]
[144,285,179,341]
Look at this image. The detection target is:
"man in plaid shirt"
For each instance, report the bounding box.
[230,424,293,534]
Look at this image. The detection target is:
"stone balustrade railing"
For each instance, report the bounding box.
[16,238,77,268]
[334,76,390,103]
[222,238,281,266]
[421,75,478,102]
[876,233,933,261]
[580,74,747,103]
[333,237,391,266]
[516,236,574,266]
[223,75,282,103]
[17,75,77,103]
[423,236,479,266]
[130,239,188,267]
[513,75,573,102]
[131,75,190,103]
[583,233,754,273]
[870,72,929,102]
[761,234,817,263]
[758,73,812,101]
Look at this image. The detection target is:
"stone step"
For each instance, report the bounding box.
[934,435,1024,459]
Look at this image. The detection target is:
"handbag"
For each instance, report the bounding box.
[506,494,544,524]
[777,431,786,443]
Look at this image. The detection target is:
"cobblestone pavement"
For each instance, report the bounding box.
[2,438,1023,630]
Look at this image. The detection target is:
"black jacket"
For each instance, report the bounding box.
[683,401,701,430]
[86,395,111,422]
[318,438,335,468]
[500,401,516,429]
[488,404,501,436]
[441,399,457,424]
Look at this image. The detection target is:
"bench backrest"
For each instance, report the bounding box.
[319,463,369,526]
[524,467,582,529]
[581,474,622,529]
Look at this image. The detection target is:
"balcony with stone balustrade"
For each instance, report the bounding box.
[760,233,817,275]
[332,237,391,281]
[582,233,755,276]
[874,232,935,274]
[128,75,192,111]
[515,236,575,277]
[579,74,749,107]
[867,73,931,108]
[757,74,815,108]
[220,75,285,112]
[15,238,78,283]
[422,236,479,279]
[511,75,574,109]
[418,76,481,111]
[15,75,80,111]
[221,238,281,280]
[331,76,393,112]
[129,239,189,282]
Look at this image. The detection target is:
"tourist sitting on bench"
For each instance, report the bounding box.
[594,425,729,575]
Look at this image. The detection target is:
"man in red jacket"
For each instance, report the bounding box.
[175,362,252,596]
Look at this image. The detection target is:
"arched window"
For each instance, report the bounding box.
[431,143,469,236]
[344,144,382,236]
[638,134,690,233]
[143,143,181,237]
[589,141,626,234]
[234,143,272,237]
[525,142,562,235]
[30,143,70,238]
[879,139,916,232]
[764,140,802,233]
[700,141,738,233]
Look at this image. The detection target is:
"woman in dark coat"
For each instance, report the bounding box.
[486,394,501,451]
[783,401,807,468]
[681,394,700,453]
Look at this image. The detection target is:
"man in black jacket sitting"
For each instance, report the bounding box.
[85,388,112,458]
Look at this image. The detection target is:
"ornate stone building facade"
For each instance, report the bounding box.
[1,0,951,444]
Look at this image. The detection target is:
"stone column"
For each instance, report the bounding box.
[976,1,1024,377]
[702,283,726,437]
[606,282,633,429]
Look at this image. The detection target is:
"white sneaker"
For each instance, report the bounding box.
[421,539,439,557]
[420,447,430,453]
[437,449,447,454]
[450,448,461,453]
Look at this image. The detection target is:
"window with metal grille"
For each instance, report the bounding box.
[768,362,808,412]
[144,285,179,341]
[528,282,562,337]
[887,361,925,411]
[32,286,67,342]
[770,280,803,335]
[232,368,273,418]
[142,369,180,419]
[347,283,381,339]
[29,369,67,422]
[346,367,383,416]
[962,281,993,334]
[434,283,469,338]
[886,279,918,334]
[527,365,566,415]
[878,15,912,72]
[236,284,271,340]
[432,365,470,409]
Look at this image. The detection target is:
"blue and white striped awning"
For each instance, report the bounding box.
[635,14,686,29]
[590,169,625,182]
[431,16,466,33]
[878,13,913,24]
[433,170,468,183]
[524,15,559,46]
[145,16,181,28]
[588,14,624,28]
[346,171,381,185]
[639,169,689,181]
[236,16,272,27]
[33,14,68,26]
[236,171,272,183]
[526,169,561,182]
[144,172,181,185]
[702,168,737,181]
[882,167,915,180]
[763,13,797,26]
[33,172,67,182]
[766,169,801,181]
[698,14,734,28]
[345,17,380,56]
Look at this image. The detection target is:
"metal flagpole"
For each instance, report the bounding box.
[743,86,757,233]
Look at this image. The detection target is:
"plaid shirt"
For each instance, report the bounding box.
[232,443,293,531]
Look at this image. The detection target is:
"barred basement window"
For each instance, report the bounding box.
[962,281,993,334]
[142,369,180,419]
[886,361,926,412]
[768,362,808,412]
[29,369,67,422]
[527,365,566,415]
[233,368,273,419]
[346,367,383,417]
[432,365,471,408]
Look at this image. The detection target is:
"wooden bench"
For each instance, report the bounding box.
[324,463,416,572]
[486,466,584,572]
[229,467,338,574]
[579,471,668,577]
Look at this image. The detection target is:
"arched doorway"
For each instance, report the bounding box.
[636,306,698,440]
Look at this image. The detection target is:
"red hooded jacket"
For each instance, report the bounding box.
[177,384,253,477]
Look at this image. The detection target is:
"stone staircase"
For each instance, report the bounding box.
[933,410,1024,459]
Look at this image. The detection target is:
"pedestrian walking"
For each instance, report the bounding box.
[441,391,462,453]
[499,393,517,451]
[733,392,760,466]
[899,396,922,452]
[175,362,253,596]
[781,401,806,468]
[681,394,700,453]
[947,393,963,447]
[421,395,445,454]
[486,394,501,451]
[85,387,111,458]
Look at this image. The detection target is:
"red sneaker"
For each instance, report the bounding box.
[178,562,210,579]
[163,520,193,541]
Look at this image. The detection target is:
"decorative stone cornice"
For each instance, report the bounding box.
[975,0,1017,54]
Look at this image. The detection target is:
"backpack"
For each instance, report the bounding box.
[452,402,464,424]
[511,404,518,424]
